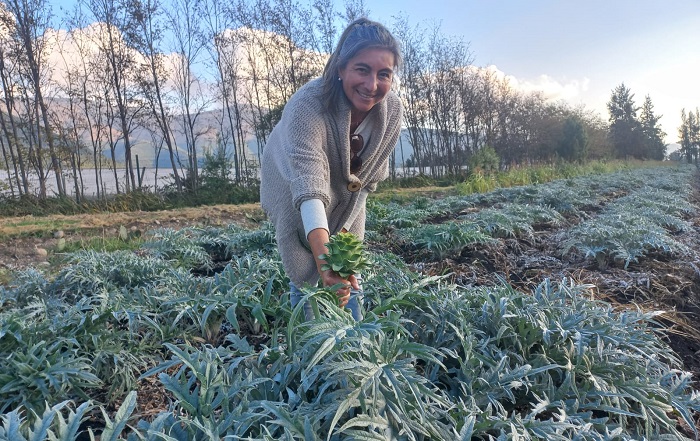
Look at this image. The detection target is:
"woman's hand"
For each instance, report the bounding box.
[308,228,359,307]
[320,270,358,307]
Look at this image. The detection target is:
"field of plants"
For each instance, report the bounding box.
[1,164,700,440]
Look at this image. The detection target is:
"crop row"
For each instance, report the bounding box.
[367,165,697,269]
[0,165,699,440]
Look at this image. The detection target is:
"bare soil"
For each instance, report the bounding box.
[0,203,265,270]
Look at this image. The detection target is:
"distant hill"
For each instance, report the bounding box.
[99,109,413,169]
[105,108,261,169]
[37,96,260,169]
[5,96,412,170]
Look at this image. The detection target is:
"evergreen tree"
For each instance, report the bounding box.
[557,116,588,162]
[678,109,700,164]
[638,95,666,160]
[678,109,691,163]
[688,109,700,163]
[607,83,643,159]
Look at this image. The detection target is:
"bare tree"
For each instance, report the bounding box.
[392,15,427,175]
[0,7,29,194]
[165,0,213,191]
[394,18,475,177]
[234,0,283,155]
[65,18,111,198]
[126,0,183,190]
[81,0,140,192]
[199,0,247,183]
[52,28,94,201]
[310,0,337,54]
[4,0,65,196]
[342,0,369,22]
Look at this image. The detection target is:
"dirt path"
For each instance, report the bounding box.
[0,203,264,270]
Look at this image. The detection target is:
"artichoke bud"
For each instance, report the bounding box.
[319,232,371,278]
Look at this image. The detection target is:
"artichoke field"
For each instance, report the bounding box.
[1,164,699,440]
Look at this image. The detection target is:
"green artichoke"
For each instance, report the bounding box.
[318,232,371,278]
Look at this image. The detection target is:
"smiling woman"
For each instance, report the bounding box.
[259,18,403,321]
[338,47,395,120]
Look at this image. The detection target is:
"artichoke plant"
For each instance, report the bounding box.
[318,232,371,278]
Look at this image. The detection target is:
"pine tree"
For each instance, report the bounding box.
[638,95,666,160]
[607,83,644,159]
[678,109,691,163]
[689,109,700,163]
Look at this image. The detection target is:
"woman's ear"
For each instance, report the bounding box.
[337,65,347,82]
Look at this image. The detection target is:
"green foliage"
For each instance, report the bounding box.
[164,182,260,207]
[468,203,564,238]
[378,173,434,189]
[455,169,497,194]
[142,228,214,270]
[199,142,235,190]
[55,234,143,255]
[454,159,653,197]
[608,83,644,159]
[558,116,589,162]
[563,210,689,270]
[468,145,500,172]
[562,179,694,269]
[319,232,371,278]
[0,192,166,218]
[52,250,179,295]
[222,221,277,256]
[397,221,493,259]
[1,165,699,440]
[396,278,700,440]
[0,400,91,441]
[0,339,101,416]
[365,199,435,231]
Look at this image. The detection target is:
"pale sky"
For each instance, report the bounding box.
[47,0,700,144]
[365,0,700,144]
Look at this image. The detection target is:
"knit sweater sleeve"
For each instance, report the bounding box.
[284,87,332,210]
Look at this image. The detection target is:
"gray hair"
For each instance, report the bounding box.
[322,18,402,113]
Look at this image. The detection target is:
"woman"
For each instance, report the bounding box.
[260,18,403,320]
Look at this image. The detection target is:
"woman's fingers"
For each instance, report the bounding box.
[320,269,353,306]
[336,284,351,306]
[348,274,360,290]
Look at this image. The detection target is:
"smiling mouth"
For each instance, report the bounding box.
[357,90,376,100]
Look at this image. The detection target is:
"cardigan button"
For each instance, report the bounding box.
[347,182,361,192]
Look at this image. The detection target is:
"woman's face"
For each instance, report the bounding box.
[338,47,395,116]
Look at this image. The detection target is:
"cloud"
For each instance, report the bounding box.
[519,75,590,101]
[482,64,590,102]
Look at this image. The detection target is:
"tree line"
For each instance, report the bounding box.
[0,0,675,201]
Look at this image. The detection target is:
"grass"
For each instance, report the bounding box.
[0,219,82,239]
[55,236,144,255]
[454,159,670,195]
[0,268,10,286]
[0,204,264,241]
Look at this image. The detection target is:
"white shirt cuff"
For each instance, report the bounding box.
[300,198,328,238]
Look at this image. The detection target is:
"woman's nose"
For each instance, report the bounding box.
[364,74,378,92]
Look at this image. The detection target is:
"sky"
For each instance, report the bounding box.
[46,0,700,145]
[364,0,700,145]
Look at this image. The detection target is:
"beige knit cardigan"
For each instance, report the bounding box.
[260,77,403,286]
